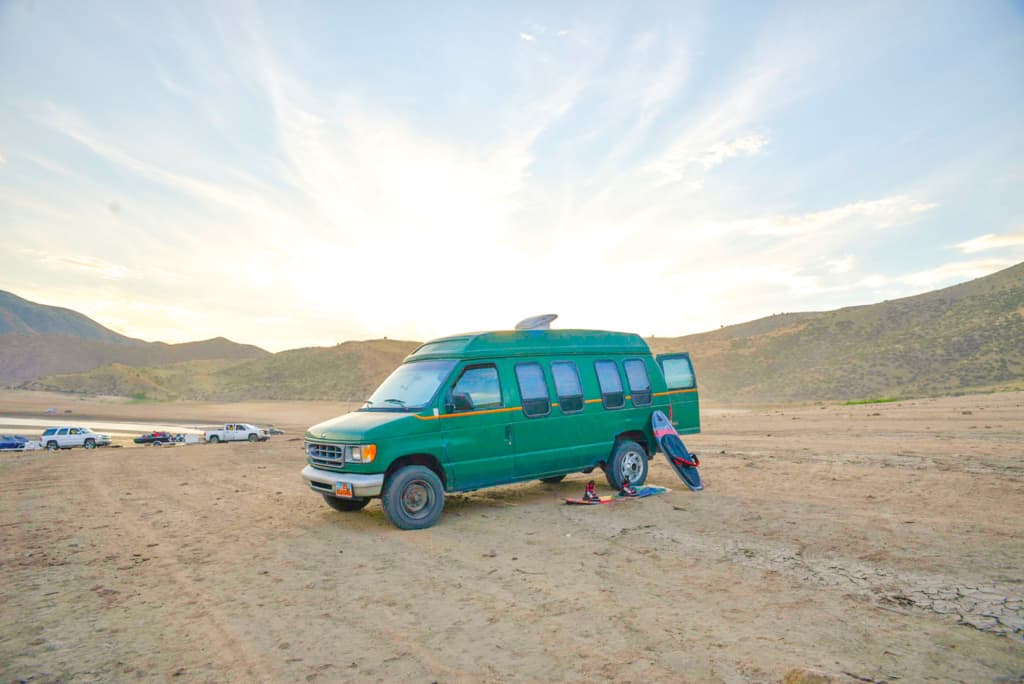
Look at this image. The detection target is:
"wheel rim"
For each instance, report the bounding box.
[85,441,94,449]
[621,449,643,482]
[401,480,434,518]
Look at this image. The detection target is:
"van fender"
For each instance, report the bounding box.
[384,453,448,490]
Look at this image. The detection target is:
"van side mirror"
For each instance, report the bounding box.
[451,392,474,412]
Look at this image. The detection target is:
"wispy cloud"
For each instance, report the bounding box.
[37,102,287,227]
[742,196,937,237]
[864,258,1019,291]
[519,32,535,42]
[954,232,1024,254]
[21,249,134,280]
[155,67,192,98]
[827,255,856,274]
[0,151,6,165]
[696,134,768,169]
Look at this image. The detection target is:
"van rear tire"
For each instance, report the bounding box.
[604,440,648,489]
[381,465,445,530]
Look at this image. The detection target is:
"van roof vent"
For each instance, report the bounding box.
[514,314,558,330]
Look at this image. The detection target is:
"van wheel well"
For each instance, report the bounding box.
[614,431,650,459]
[385,454,447,488]
[597,431,651,472]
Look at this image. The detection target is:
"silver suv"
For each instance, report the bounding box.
[40,427,111,451]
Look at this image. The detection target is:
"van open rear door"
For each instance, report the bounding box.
[655,353,700,434]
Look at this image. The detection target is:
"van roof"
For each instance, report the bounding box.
[407,329,650,361]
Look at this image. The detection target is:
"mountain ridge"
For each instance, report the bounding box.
[8,261,1024,402]
[0,291,270,384]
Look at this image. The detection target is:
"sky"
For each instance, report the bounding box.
[1,1,1022,352]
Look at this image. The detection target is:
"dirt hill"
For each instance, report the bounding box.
[0,290,131,341]
[650,261,1024,402]
[0,291,269,384]
[14,262,1024,403]
[24,340,419,401]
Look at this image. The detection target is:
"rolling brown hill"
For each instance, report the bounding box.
[650,260,1024,402]
[0,291,269,384]
[15,261,1024,403]
[0,290,130,341]
[24,340,419,401]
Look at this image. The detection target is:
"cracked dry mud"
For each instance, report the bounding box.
[1,390,1022,682]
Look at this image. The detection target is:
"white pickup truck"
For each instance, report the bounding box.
[204,423,268,444]
[40,427,111,450]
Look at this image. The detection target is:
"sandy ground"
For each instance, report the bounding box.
[1,390,1022,683]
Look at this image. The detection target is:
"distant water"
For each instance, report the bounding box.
[0,416,207,436]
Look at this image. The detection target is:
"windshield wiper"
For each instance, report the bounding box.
[383,398,407,406]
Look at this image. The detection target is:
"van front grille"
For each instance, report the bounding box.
[306,441,345,470]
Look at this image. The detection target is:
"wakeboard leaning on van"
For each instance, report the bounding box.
[652,410,704,491]
[563,486,670,505]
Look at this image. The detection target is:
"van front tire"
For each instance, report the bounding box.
[381,465,445,530]
[605,440,648,489]
[321,494,371,512]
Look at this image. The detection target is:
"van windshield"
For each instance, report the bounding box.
[363,360,457,412]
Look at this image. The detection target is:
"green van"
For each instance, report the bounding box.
[301,328,699,529]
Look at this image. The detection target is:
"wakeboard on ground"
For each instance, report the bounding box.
[652,410,704,491]
[563,485,670,505]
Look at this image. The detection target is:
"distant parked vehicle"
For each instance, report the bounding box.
[40,427,111,451]
[134,431,175,445]
[0,435,29,451]
[204,424,268,444]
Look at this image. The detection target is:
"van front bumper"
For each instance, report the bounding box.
[301,465,384,498]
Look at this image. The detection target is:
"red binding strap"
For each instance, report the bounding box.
[672,453,700,467]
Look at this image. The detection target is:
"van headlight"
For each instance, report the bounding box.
[345,444,377,464]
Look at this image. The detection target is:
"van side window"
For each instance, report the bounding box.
[624,359,652,406]
[594,360,625,409]
[450,364,502,412]
[551,361,584,414]
[515,363,551,418]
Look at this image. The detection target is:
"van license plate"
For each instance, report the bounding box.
[335,482,353,497]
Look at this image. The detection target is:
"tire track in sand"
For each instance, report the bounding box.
[81,457,273,681]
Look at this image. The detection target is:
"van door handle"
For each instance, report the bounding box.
[505,425,513,446]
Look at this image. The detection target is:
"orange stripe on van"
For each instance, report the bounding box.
[652,388,698,397]
[414,406,522,421]
[414,387,696,420]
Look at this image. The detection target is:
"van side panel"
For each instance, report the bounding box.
[508,354,662,479]
[508,357,605,477]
